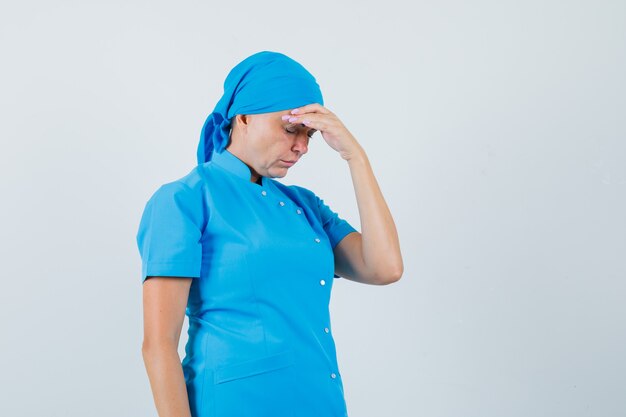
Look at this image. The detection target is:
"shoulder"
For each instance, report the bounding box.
[143,165,211,212]
[153,164,211,193]
[172,164,211,194]
[271,180,317,203]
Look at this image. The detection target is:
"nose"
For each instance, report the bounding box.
[292,133,309,155]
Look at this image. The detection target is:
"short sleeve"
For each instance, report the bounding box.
[315,194,358,278]
[136,181,206,284]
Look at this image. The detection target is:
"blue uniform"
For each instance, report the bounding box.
[136,148,358,417]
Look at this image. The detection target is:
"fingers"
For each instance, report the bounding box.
[284,114,317,126]
[293,115,330,133]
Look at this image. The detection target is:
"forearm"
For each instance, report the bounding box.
[346,144,403,282]
[142,342,192,417]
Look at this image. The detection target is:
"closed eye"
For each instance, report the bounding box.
[285,124,316,138]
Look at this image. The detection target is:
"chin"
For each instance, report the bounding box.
[270,169,287,178]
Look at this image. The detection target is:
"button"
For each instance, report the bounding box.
[324,327,330,333]
[296,209,302,214]
[320,279,326,286]
[330,373,337,379]
[314,238,321,243]
[279,201,285,206]
[261,190,267,196]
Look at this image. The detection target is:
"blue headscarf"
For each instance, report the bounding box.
[197,50,325,165]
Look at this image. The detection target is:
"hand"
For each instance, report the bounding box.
[282,103,363,161]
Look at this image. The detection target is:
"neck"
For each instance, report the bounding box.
[226,145,262,183]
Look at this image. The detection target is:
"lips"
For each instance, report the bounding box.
[281,159,297,166]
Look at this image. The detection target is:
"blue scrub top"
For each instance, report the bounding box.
[136,148,358,417]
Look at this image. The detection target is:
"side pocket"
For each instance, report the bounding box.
[212,350,297,417]
[214,350,295,384]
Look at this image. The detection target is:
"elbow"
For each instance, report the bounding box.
[141,339,154,361]
[379,252,404,285]
[141,337,178,360]
[387,265,404,284]
[375,264,404,285]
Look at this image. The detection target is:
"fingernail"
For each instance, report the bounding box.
[281,115,290,120]
[291,109,300,114]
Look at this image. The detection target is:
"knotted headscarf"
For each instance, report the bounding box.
[197,50,325,165]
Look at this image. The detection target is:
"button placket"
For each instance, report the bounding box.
[260,185,337,384]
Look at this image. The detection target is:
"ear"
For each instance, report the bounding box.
[236,114,255,135]
[235,114,251,126]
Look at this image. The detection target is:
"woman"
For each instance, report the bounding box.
[137,51,403,417]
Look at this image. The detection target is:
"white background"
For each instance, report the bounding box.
[1,0,624,416]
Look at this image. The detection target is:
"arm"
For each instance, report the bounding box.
[142,277,194,417]
[334,144,403,285]
[285,103,403,285]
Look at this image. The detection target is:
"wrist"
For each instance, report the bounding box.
[342,144,366,163]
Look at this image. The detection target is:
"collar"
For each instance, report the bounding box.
[211,148,267,186]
